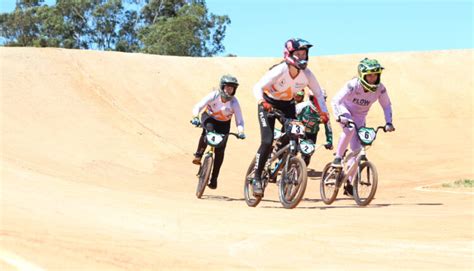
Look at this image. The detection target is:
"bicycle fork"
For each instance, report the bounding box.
[196,147,215,176]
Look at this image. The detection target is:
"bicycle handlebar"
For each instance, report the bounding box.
[228,132,241,138]
[190,122,243,139]
[338,117,387,133]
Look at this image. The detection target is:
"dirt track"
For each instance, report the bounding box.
[1,48,473,270]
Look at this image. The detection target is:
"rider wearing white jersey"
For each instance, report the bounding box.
[251,38,330,197]
[191,75,245,189]
[331,58,395,168]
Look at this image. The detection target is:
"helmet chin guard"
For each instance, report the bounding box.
[284,38,313,70]
[219,74,239,102]
[358,58,384,92]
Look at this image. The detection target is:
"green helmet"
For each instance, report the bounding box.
[358,58,384,92]
[219,74,239,102]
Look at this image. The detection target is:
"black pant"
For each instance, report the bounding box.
[254,97,295,180]
[194,113,231,181]
[302,132,318,165]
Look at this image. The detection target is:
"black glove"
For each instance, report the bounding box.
[385,123,395,132]
[324,143,333,150]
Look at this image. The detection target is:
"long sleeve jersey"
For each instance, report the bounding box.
[253,62,328,113]
[296,101,333,144]
[192,90,245,133]
[331,78,393,124]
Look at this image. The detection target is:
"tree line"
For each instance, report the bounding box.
[0,0,231,56]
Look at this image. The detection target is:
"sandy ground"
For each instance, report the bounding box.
[1,47,473,270]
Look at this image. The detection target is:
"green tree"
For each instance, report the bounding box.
[116,9,141,52]
[0,1,43,46]
[0,0,231,56]
[91,0,123,50]
[139,0,230,56]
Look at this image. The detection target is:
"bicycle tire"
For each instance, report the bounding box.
[278,156,308,209]
[320,162,340,205]
[353,161,378,206]
[243,157,262,207]
[196,155,213,199]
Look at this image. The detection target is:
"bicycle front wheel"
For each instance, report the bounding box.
[196,155,213,199]
[320,162,340,205]
[278,156,307,209]
[353,161,378,206]
[243,157,262,207]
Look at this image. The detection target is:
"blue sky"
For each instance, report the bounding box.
[1,0,472,57]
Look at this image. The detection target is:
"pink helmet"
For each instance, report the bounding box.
[284,38,313,70]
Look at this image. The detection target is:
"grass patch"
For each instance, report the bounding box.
[441,179,474,188]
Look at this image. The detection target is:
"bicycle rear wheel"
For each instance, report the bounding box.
[278,156,307,209]
[196,155,213,199]
[353,161,378,206]
[243,157,262,207]
[320,162,340,205]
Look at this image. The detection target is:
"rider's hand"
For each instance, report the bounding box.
[259,100,273,112]
[319,112,329,124]
[337,115,353,125]
[237,132,246,139]
[385,123,395,132]
[324,143,333,150]
[190,116,201,127]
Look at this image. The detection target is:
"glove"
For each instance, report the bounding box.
[319,112,329,124]
[337,115,353,125]
[324,143,333,150]
[237,132,246,139]
[260,100,273,112]
[385,123,395,132]
[190,117,201,127]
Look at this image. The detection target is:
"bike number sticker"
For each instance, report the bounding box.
[206,132,224,146]
[299,140,315,155]
[358,127,376,145]
[291,123,305,135]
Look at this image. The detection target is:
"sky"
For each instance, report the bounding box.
[1,0,472,57]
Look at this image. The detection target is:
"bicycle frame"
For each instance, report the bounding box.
[263,110,306,182]
[334,123,385,185]
[197,130,240,175]
[320,121,387,206]
[193,124,241,198]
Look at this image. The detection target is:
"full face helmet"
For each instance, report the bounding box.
[358,58,384,92]
[294,90,304,103]
[219,74,239,102]
[284,38,313,70]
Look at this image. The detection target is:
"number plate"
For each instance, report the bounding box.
[206,132,225,146]
[290,122,305,136]
[299,140,315,155]
[358,127,377,145]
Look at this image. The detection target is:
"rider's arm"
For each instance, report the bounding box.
[331,80,354,120]
[192,91,216,117]
[231,99,245,133]
[323,121,333,145]
[305,69,328,113]
[253,64,283,103]
[378,84,393,124]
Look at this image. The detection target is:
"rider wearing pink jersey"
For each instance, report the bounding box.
[331,58,395,169]
[191,74,245,189]
[251,38,330,197]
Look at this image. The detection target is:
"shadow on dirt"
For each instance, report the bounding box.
[201,195,279,203]
[200,195,443,209]
[307,169,322,178]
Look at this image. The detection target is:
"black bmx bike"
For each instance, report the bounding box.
[244,110,311,209]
